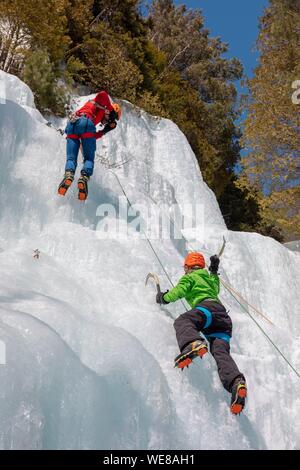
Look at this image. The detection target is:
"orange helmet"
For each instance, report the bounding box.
[112,103,122,120]
[184,252,205,269]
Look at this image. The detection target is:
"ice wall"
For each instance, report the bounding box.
[0,71,300,450]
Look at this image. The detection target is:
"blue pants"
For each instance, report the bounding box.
[65,117,97,177]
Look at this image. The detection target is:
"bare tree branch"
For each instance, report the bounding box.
[90,8,109,28]
[168,43,191,69]
[158,43,191,80]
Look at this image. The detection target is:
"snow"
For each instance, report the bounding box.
[0,71,300,450]
[285,240,300,253]
[0,70,35,108]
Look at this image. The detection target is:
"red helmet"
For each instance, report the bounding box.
[184,252,205,269]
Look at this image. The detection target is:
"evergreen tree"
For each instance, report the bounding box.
[242,0,300,240]
[23,49,67,114]
[65,0,163,104]
[0,0,70,111]
[149,0,253,224]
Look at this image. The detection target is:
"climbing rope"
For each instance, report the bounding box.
[112,156,275,326]
[110,171,189,312]
[220,279,274,326]
[145,190,275,326]
[223,279,300,379]
[111,170,300,380]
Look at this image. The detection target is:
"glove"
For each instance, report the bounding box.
[156,290,170,305]
[103,122,117,134]
[209,255,220,274]
[108,109,118,123]
[96,122,117,139]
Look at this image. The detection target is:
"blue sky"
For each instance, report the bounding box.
[174,0,269,80]
[171,1,270,158]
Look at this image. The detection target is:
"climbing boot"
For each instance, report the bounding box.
[174,339,208,370]
[58,171,74,197]
[78,174,89,201]
[230,378,247,415]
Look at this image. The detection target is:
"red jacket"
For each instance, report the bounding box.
[67,91,117,139]
[74,91,115,140]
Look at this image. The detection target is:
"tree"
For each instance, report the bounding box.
[149,0,245,205]
[0,0,31,74]
[0,0,69,72]
[0,0,70,111]
[23,49,67,114]
[65,0,163,103]
[242,0,300,240]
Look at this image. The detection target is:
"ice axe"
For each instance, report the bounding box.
[145,273,175,319]
[46,121,64,136]
[218,236,226,258]
[145,272,162,295]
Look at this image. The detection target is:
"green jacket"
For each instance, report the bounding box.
[164,269,220,308]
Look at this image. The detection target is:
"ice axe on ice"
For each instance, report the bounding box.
[218,236,226,258]
[145,273,175,320]
[145,237,226,293]
[145,272,162,295]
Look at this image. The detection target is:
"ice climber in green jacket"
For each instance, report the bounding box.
[156,252,247,415]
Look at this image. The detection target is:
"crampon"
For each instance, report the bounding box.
[174,340,208,370]
[77,175,89,201]
[230,380,247,415]
[58,172,74,197]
